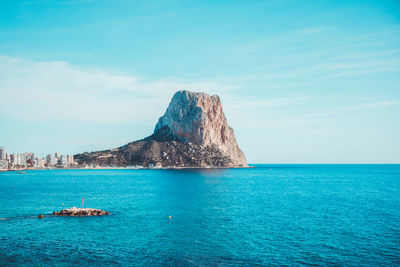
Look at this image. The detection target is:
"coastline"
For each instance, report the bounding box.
[2,165,254,172]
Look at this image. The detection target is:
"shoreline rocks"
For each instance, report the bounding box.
[53,207,110,216]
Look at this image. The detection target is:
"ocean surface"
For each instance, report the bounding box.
[0,165,399,266]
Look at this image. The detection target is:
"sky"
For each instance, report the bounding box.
[0,0,399,163]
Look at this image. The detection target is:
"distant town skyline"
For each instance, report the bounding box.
[1,0,400,163]
[0,145,76,170]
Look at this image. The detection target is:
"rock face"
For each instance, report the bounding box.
[154,91,247,166]
[53,207,110,216]
[74,90,247,168]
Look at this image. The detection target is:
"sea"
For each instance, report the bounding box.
[0,165,399,266]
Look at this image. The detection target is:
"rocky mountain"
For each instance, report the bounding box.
[74,90,247,168]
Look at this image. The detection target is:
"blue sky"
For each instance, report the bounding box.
[0,0,399,163]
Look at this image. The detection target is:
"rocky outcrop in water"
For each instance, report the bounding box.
[74,90,247,168]
[154,91,247,166]
[53,207,110,216]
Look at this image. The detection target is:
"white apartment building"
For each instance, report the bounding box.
[0,147,6,160]
[60,155,68,166]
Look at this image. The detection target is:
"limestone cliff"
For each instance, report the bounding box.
[154,90,247,166]
[74,90,247,168]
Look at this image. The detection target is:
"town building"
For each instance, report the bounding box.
[60,155,68,166]
[0,147,6,160]
[46,154,58,166]
[36,158,45,168]
[12,153,21,165]
[0,159,8,170]
[20,154,27,166]
[67,155,74,166]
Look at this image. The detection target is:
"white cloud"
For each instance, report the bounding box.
[298,27,328,35]
[223,96,312,110]
[0,55,235,124]
[338,100,400,111]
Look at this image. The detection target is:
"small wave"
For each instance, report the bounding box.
[0,215,47,221]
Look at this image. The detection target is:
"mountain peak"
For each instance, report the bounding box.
[75,90,247,168]
[154,90,247,166]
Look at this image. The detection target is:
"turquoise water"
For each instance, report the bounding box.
[0,165,399,265]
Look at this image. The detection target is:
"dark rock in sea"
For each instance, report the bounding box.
[74,90,247,168]
[53,207,110,216]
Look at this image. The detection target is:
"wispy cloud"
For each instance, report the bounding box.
[298,27,330,35]
[338,100,400,111]
[0,55,235,124]
[225,96,312,109]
